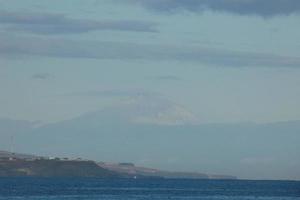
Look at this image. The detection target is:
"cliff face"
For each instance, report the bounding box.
[0,159,119,178]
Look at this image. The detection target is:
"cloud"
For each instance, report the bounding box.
[0,10,157,34]
[154,75,182,81]
[123,0,300,17]
[31,73,52,80]
[67,88,159,98]
[1,33,300,68]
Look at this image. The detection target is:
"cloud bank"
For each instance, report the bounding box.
[1,33,300,68]
[0,10,157,34]
[124,0,300,17]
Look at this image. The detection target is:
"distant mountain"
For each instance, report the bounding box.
[0,118,36,135]
[0,118,36,151]
[1,100,300,180]
[72,96,199,126]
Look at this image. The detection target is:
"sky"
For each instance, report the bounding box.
[0,0,300,180]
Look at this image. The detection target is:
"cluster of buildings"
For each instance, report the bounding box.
[0,153,86,162]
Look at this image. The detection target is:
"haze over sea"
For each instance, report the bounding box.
[0,178,299,200]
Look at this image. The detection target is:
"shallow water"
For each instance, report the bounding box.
[0,178,299,199]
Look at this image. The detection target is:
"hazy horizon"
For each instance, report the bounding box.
[1,0,300,181]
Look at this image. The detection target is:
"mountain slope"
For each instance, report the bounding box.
[1,100,300,180]
[0,159,120,178]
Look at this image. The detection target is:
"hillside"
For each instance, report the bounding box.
[0,159,119,178]
[1,110,299,180]
[98,162,236,179]
[0,151,236,179]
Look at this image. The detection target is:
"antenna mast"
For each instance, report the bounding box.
[10,134,14,154]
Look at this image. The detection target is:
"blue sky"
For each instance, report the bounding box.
[0,0,300,180]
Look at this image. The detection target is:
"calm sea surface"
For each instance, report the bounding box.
[0,178,299,200]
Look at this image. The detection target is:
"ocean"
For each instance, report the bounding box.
[0,178,299,199]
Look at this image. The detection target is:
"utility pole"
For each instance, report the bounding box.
[10,134,15,155]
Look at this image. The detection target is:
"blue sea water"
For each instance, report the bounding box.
[0,178,299,200]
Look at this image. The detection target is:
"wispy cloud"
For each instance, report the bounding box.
[67,88,159,98]
[122,0,300,17]
[31,73,52,80]
[0,10,157,34]
[153,75,182,81]
[1,33,300,68]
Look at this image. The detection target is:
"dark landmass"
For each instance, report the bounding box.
[0,159,120,178]
[0,151,122,178]
[98,162,236,180]
[0,151,236,179]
